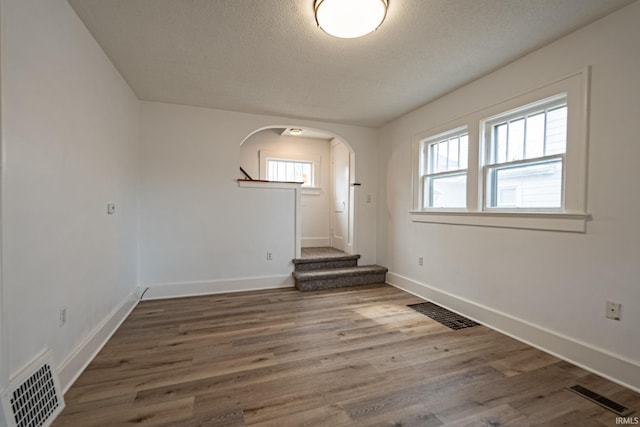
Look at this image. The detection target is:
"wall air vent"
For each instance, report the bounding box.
[1,352,65,427]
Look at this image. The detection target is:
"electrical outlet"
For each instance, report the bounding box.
[366,194,372,203]
[59,307,67,327]
[266,252,272,261]
[606,301,621,320]
[418,256,424,266]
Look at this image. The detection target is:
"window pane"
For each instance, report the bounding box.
[436,140,448,172]
[525,112,545,159]
[488,159,563,208]
[508,118,525,161]
[545,106,567,155]
[286,162,294,181]
[426,173,466,208]
[277,161,285,181]
[494,123,508,163]
[429,142,439,173]
[293,163,302,182]
[268,160,276,180]
[301,163,311,185]
[422,146,429,175]
[448,137,459,170]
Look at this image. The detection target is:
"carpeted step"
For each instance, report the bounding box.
[292,254,360,271]
[293,265,388,291]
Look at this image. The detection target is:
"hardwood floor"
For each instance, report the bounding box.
[53,285,639,426]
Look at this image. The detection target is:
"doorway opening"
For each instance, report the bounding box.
[240,126,357,256]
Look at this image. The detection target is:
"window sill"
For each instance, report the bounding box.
[409,210,589,232]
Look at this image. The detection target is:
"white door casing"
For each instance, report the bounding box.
[331,140,354,253]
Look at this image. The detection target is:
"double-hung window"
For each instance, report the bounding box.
[411,69,589,232]
[420,127,469,208]
[483,95,567,210]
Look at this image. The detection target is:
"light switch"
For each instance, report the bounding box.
[107,203,116,215]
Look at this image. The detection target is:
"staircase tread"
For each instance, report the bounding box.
[292,254,361,264]
[293,265,388,280]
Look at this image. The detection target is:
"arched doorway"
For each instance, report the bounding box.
[240,126,357,256]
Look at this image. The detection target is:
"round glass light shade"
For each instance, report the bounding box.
[315,0,388,39]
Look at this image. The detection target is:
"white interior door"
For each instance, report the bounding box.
[331,141,351,253]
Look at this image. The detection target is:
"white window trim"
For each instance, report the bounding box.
[259,150,322,195]
[411,68,590,232]
[409,210,588,232]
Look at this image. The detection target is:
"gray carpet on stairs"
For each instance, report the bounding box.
[293,248,388,291]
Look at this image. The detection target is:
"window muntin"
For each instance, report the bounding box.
[484,96,567,210]
[421,129,468,208]
[266,159,313,186]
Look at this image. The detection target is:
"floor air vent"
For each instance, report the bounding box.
[408,302,480,330]
[567,385,634,416]
[2,352,65,427]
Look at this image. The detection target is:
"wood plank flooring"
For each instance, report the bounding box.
[53,284,639,426]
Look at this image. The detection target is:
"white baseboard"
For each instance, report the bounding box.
[58,289,139,393]
[301,237,330,247]
[141,274,294,300]
[54,275,292,393]
[386,271,640,393]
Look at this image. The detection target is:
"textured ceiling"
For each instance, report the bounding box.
[68,0,635,127]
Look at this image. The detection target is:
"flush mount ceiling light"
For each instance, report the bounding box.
[314,0,388,39]
[289,128,303,136]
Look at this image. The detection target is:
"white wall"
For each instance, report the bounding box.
[240,131,332,247]
[0,0,139,390]
[378,1,640,390]
[139,101,378,296]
